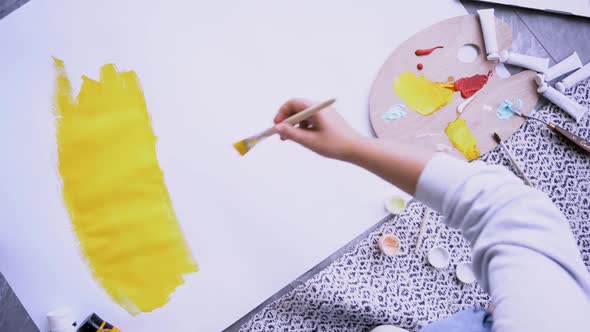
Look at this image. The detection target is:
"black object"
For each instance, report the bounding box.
[77,313,117,332]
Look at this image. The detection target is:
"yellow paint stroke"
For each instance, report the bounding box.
[392,72,455,116]
[444,117,481,160]
[53,58,198,314]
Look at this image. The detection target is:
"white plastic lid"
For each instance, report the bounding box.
[456,261,476,284]
[427,246,450,269]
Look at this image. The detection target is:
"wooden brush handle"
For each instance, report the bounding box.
[261,99,336,137]
[501,143,533,186]
[549,123,590,155]
[414,207,430,254]
[284,99,336,125]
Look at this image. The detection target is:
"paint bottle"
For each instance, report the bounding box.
[77,313,122,332]
[47,306,77,332]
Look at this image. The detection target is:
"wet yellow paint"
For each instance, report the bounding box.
[444,118,481,160]
[233,140,249,156]
[392,72,455,116]
[53,58,198,314]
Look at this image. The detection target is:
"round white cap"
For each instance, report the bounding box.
[427,246,450,269]
[534,73,546,86]
[456,261,476,284]
[487,52,500,61]
[499,50,510,63]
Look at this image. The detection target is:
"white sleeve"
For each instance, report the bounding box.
[415,153,590,332]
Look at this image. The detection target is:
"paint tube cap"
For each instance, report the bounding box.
[534,73,546,86]
[487,52,500,61]
[499,50,510,63]
[556,82,566,93]
[378,233,401,256]
[536,82,549,94]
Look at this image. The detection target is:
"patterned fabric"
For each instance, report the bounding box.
[240,79,590,332]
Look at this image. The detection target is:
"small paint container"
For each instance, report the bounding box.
[47,306,76,332]
[427,246,450,269]
[378,233,401,256]
[384,196,406,215]
[456,261,476,284]
[78,313,121,332]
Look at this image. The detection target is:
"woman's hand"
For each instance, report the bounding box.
[273,98,362,161]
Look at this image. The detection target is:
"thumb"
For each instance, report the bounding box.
[275,124,313,146]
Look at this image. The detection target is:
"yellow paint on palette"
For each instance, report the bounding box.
[392,72,455,116]
[53,58,198,314]
[444,117,481,160]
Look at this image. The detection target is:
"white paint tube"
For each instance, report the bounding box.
[534,73,545,86]
[457,95,475,114]
[537,82,587,122]
[47,307,76,332]
[556,61,590,93]
[477,9,500,61]
[543,52,582,82]
[500,50,550,73]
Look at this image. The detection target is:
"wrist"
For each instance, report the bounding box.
[341,135,374,163]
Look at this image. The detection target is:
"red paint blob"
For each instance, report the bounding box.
[453,70,493,98]
[417,63,424,70]
[415,46,444,56]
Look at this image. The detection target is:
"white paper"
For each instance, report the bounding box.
[0,1,465,331]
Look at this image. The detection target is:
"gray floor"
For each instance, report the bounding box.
[0,272,38,332]
[0,0,588,331]
[0,0,26,20]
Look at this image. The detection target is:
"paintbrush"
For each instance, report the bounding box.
[492,132,533,186]
[510,109,590,155]
[414,207,430,254]
[233,99,336,156]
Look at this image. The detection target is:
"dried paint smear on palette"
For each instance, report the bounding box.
[392,71,491,116]
[53,58,198,314]
[390,46,493,160]
[445,118,480,160]
[393,72,455,116]
[496,98,522,120]
[383,104,407,122]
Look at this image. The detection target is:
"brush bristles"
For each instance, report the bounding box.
[492,132,502,144]
[233,140,250,156]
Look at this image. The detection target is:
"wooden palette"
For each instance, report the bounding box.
[369,14,539,160]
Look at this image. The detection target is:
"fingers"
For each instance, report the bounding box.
[273,98,314,124]
[299,120,311,130]
[275,123,314,147]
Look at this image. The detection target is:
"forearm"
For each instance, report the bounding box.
[416,154,590,330]
[345,137,433,196]
[347,138,590,329]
